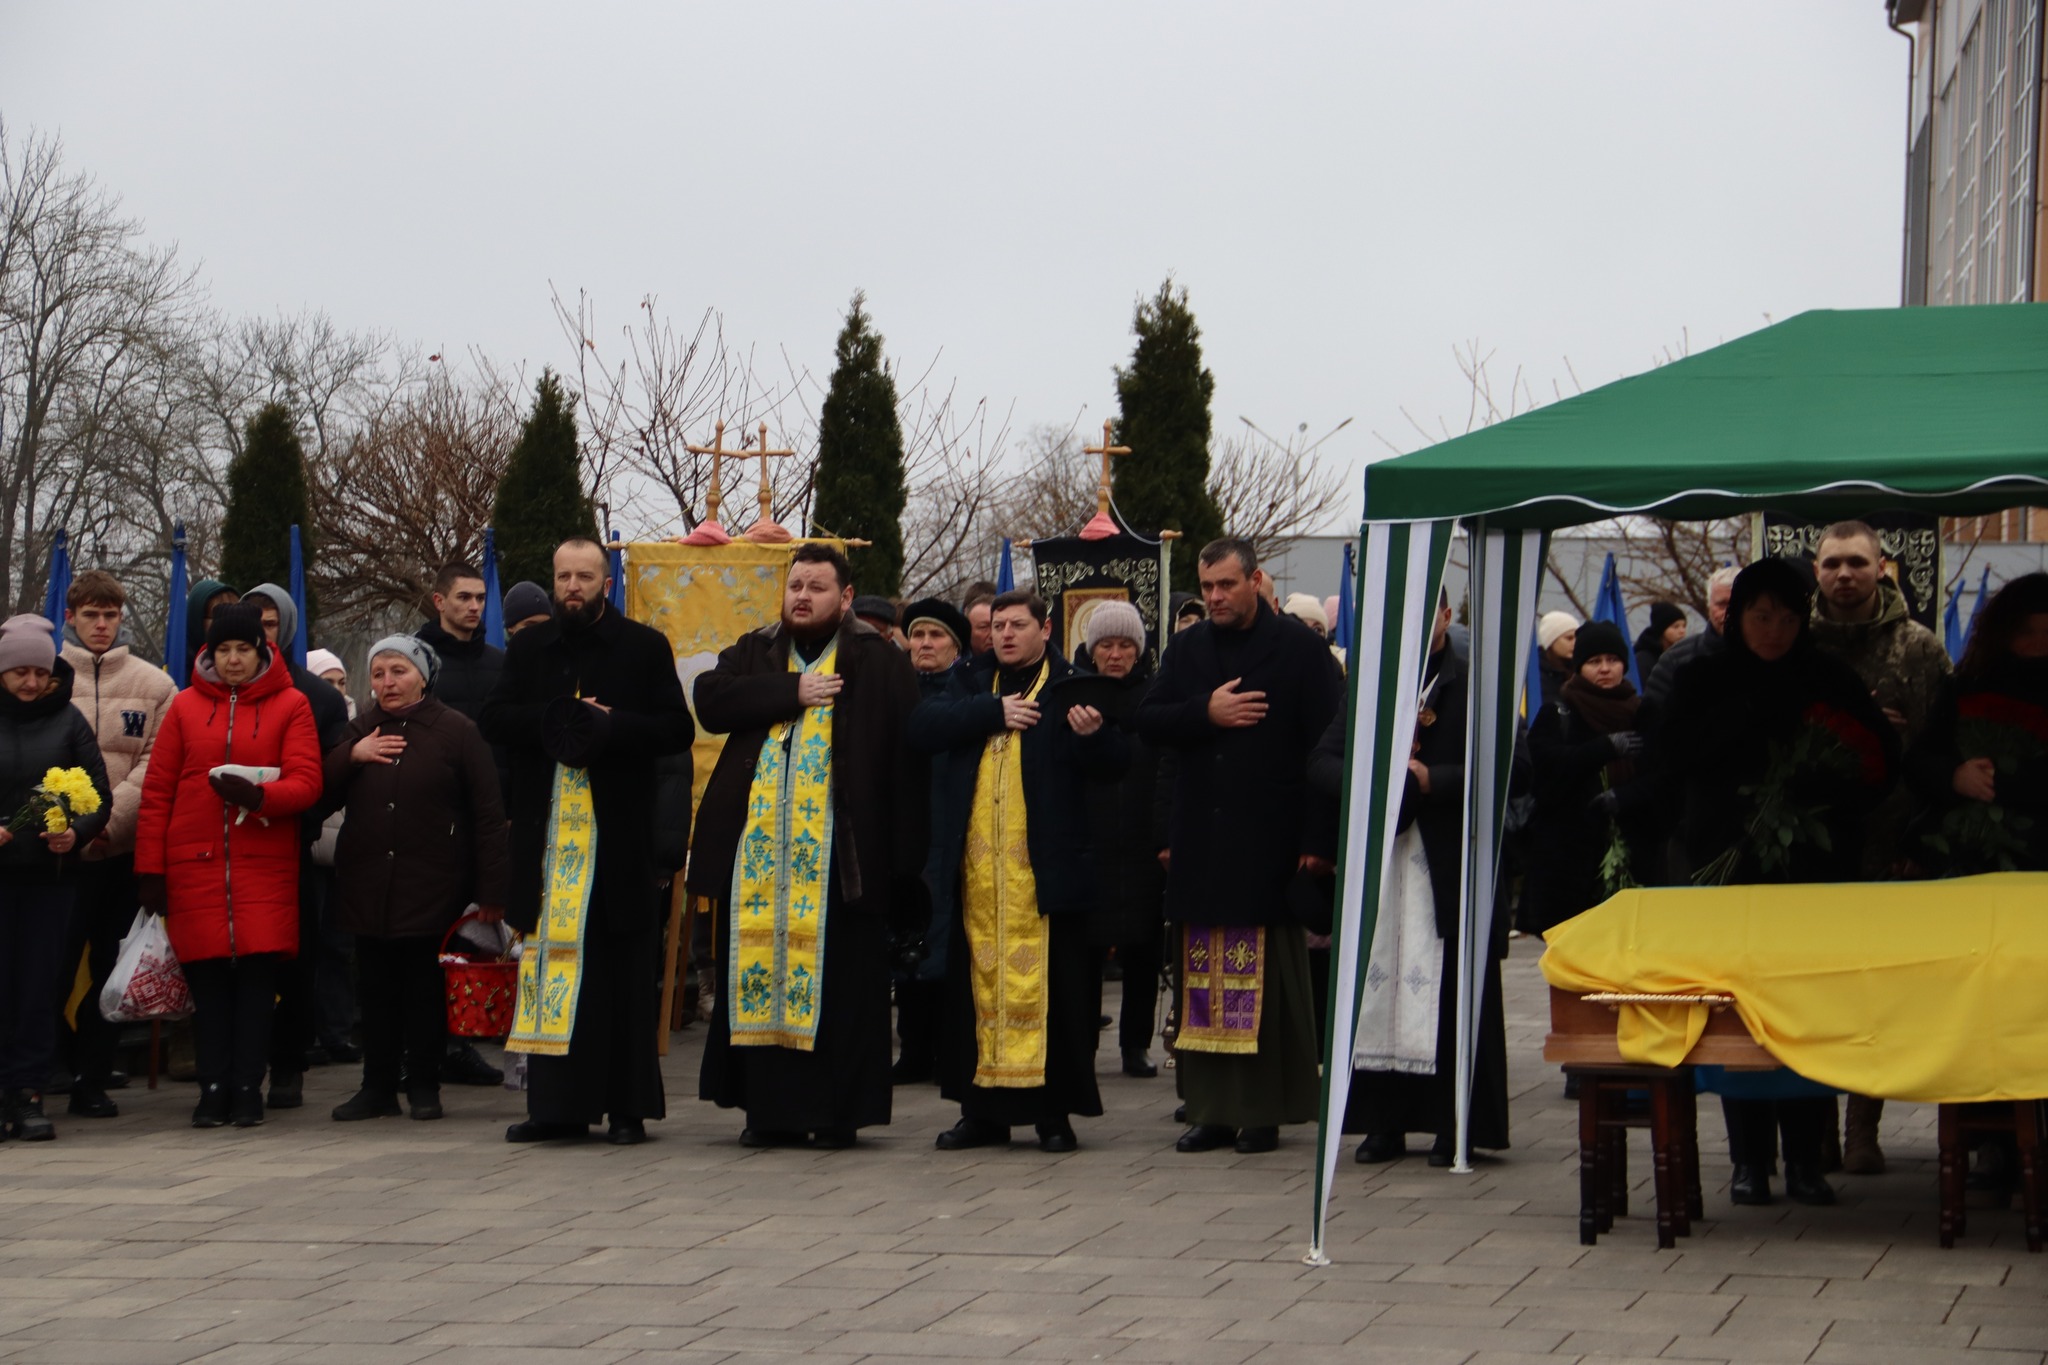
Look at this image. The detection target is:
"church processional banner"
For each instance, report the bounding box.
[1027,530,1166,668]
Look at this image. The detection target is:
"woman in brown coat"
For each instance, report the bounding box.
[325,636,508,1122]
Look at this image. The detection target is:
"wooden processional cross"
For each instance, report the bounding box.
[1084,419,1131,518]
[685,421,795,526]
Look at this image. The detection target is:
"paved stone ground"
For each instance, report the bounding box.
[2,938,2042,1365]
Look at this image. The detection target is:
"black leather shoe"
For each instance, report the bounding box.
[811,1127,857,1149]
[505,1120,587,1143]
[1175,1123,1236,1153]
[444,1040,504,1086]
[331,1089,402,1121]
[230,1087,265,1128]
[1121,1049,1158,1078]
[191,1083,230,1129]
[738,1127,806,1148]
[1784,1164,1837,1207]
[1728,1163,1774,1205]
[407,1090,444,1121]
[1173,1103,1187,1123]
[265,1070,303,1110]
[1355,1133,1405,1164]
[1037,1120,1079,1153]
[1234,1126,1279,1154]
[935,1118,1010,1150]
[1427,1135,1457,1167]
[606,1120,648,1146]
[67,1084,118,1118]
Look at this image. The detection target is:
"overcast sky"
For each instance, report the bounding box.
[3,2,1910,533]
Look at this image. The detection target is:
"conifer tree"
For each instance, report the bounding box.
[810,292,906,596]
[493,369,595,589]
[219,401,316,612]
[1112,278,1221,590]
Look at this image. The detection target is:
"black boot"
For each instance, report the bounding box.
[331,1089,402,1122]
[443,1040,504,1086]
[1728,1163,1773,1205]
[1121,1048,1158,1078]
[266,1069,303,1110]
[1784,1164,1837,1207]
[1175,1123,1237,1153]
[934,1117,1011,1150]
[1036,1119,1079,1153]
[191,1083,231,1129]
[9,1090,55,1142]
[230,1086,265,1128]
[67,1083,118,1118]
[407,1089,444,1122]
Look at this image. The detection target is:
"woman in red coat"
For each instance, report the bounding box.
[136,605,323,1129]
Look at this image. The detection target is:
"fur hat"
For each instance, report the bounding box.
[205,603,268,656]
[1571,620,1631,671]
[1083,600,1146,652]
[368,635,441,687]
[502,581,552,628]
[1537,610,1581,652]
[0,614,57,674]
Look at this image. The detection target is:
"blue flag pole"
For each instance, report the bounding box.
[164,523,189,684]
[607,529,626,613]
[287,525,310,668]
[1334,541,1357,654]
[1593,551,1639,689]
[40,528,71,646]
[995,538,1016,593]
[481,527,507,648]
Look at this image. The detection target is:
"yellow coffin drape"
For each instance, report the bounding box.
[961,661,1050,1088]
[1540,874,2048,1103]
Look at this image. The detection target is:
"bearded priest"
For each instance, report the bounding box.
[692,543,928,1148]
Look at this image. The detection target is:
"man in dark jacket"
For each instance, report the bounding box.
[415,561,506,723]
[243,582,353,1110]
[691,543,927,1148]
[892,596,971,1085]
[1135,539,1342,1155]
[1644,566,1738,711]
[911,590,1127,1153]
[481,538,696,1144]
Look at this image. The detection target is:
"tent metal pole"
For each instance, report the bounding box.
[1450,519,1489,1174]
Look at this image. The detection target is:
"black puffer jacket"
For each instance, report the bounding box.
[415,618,505,724]
[1082,663,1165,947]
[0,658,112,882]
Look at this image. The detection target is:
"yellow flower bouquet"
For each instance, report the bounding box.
[6,765,101,837]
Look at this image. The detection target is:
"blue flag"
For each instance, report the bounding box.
[1942,576,1966,661]
[287,525,310,668]
[164,524,189,685]
[607,529,626,612]
[40,528,70,647]
[996,538,1016,593]
[481,527,506,649]
[1962,565,1993,656]
[1593,552,1640,689]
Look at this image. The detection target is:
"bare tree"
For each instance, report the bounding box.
[1211,418,1349,549]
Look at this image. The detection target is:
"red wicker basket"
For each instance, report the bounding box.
[440,910,518,1039]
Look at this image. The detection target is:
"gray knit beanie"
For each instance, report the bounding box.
[367,634,441,688]
[1083,600,1147,653]
[0,614,57,674]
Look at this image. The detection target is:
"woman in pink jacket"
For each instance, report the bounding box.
[136,605,322,1129]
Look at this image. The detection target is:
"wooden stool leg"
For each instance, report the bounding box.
[2017,1100,2044,1254]
[1938,1103,1964,1248]
[1576,1075,1602,1246]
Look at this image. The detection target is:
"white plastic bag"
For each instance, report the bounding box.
[100,909,195,1022]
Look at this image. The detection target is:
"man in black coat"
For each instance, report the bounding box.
[910,590,1127,1153]
[480,538,695,1144]
[691,544,927,1148]
[414,561,506,723]
[1135,538,1342,1155]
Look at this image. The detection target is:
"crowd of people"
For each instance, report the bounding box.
[0,521,2041,1211]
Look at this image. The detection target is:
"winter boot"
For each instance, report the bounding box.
[191,1083,231,1128]
[330,1089,402,1122]
[1842,1094,1887,1175]
[266,1069,304,1110]
[230,1086,265,1128]
[10,1090,55,1142]
[406,1089,444,1121]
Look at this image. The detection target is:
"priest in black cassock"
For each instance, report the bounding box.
[692,543,927,1148]
[1134,538,1342,1155]
[481,538,695,1145]
[909,589,1128,1153]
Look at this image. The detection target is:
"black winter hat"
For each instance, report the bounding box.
[1646,600,1686,634]
[1571,620,1631,671]
[503,581,552,628]
[899,597,970,650]
[851,595,899,629]
[205,602,268,655]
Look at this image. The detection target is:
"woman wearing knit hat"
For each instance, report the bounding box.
[0,616,113,1141]
[324,636,507,1123]
[135,604,325,1129]
[1632,601,1688,679]
[1519,620,1659,937]
[1534,610,1580,709]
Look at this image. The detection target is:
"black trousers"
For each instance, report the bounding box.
[1090,939,1164,1054]
[1722,1095,1833,1169]
[186,954,282,1090]
[1,884,73,1091]
[267,859,321,1076]
[311,866,358,1048]
[356,935,444,1095]
[895,978,944,1073]
[56,858,133,1084]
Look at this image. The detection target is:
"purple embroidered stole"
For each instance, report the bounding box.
[1177,925,1265,1054]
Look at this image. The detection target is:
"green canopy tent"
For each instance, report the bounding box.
[1309,303,2048,1264]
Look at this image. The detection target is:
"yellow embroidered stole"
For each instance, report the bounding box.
[507,761,598,1056]
[727,641,837,1050]
[962,660,1050,1088]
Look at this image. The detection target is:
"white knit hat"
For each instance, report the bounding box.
[1083,600,1147,652]
[1283,592,1328,630]
[1537,611,1581,651]
[306,647,346,678]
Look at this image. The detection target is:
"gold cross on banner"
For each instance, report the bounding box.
[685,420,743,524]
[746,422,797,525]
[1083,419,1131,518]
